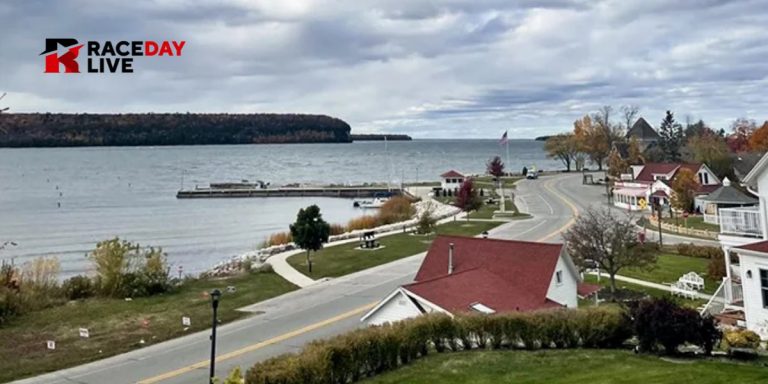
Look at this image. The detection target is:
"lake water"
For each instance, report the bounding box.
[0,139,558,276]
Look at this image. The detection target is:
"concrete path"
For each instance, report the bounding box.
[588,271,713,301]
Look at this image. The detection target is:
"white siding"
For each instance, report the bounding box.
[545,253,578,308]
[363,290,424,326]
[738,254,768,339]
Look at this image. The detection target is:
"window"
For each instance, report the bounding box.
[704,173,709,184]
[556,270,563,285]
[698,173,703,184]
[761,269,768,309]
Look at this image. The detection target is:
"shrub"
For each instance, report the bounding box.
[329,224,346,236]
[62,275,94,300]
[21,256,60,296]
[416,207,437,235]
[262,231,293,247]
[629,297,720,355]
[246,307,630,384]
[347,215,381,231]
[723,329,761,350]
[675,243,722,259]
[89,238,171,298]
[377,197,415,225]
[0,287,24,325]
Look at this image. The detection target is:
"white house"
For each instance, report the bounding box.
[440,170,465,191]
[361,235,599,326]
[709,152,768,339]
[613,162,720,212]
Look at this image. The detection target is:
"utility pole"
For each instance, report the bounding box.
[655,201,663,247]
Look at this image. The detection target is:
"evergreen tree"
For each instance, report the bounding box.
[289,205,331,273]
[658,111,684,162]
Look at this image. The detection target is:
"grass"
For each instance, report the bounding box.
[468,198,531,220]
[621,253,717,294]
[661,216,719,232]
[362,349,768,384]
[638,218,716,241]
[0,271,297,383]
[287,221,505,279]
[582,275,707,309]
[474,175,521,189]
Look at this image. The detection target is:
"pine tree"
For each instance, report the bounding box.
[658,110,683,162]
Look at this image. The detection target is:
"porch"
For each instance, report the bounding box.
[717,206,763,238]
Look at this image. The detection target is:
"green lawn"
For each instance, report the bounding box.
[474,175,521,189]
[468,199,531,220]
[288,221,505,279]
[362,350,768,384]
[621,253,717,294]
[661,216,719,232]
[582,275,707,308]
[0,271,297,383]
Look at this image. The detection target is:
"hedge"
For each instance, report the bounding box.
[246,307,631,384]
[675,243,723,259]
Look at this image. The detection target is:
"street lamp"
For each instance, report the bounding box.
[209,289,221,384]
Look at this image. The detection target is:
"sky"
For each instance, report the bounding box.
[1,0,767,139]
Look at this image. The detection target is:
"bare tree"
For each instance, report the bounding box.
[563,207,656,294]
[621,105,639,130]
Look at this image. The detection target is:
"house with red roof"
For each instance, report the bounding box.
[440,170,465,192]
[612,162,720,212]
[361,235,599,326]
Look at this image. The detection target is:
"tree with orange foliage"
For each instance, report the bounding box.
[670,168,700,213]
[727,118,757,152]
[748,121,768,151]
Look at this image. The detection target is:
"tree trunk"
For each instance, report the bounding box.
[565,158,571,172]
[306,250,312,273]
[609,273,617,295]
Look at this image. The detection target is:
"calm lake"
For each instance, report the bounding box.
[0,139,559,276]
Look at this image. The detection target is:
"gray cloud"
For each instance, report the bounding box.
[1,0,767,138]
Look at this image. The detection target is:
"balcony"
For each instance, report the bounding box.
[719,206,763,238]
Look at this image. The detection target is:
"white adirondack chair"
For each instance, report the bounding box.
[679,272,705,291]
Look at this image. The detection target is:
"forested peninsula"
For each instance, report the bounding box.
[0,113,352,147]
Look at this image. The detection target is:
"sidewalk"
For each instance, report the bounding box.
[587,271,713,301]
[267,200,467,288]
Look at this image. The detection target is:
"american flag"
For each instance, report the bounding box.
[499,130,508,145]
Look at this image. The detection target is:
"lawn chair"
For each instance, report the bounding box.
[669,281,697,300]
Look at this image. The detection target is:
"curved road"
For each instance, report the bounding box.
[12,173,701,384]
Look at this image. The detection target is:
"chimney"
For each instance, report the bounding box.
[448,243,454,275]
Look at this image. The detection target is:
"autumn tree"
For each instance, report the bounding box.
[685,132,733,179]
[544,133,579,171]
[563,207,656,293]
[486,156,504,179]
[455,179,482,215]
[670,168,700,213]
[627,136,644,165]
[727,117,757,152]
[748,121,768,151]
[684,119,714,141]
[607,147,628,178]
[575,114,610,170]
[658,110,684,161]
[289,205,331,273]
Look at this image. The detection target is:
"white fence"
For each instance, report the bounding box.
[719,206,763,237]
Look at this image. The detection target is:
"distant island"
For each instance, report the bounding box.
[350,134,412,141]
[534,135,552,141]
[0,113,352,147]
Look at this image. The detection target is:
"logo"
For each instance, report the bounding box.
[41,38,84,73]
[42,38,185,74]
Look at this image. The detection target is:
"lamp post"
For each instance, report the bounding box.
[209,289,221,384]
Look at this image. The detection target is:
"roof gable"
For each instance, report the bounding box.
[627,117,660,140]
[413,236,564,313]
[440,170,464,178]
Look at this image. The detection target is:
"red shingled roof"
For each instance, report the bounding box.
[440,170,464,178]
[410,236,565,313]
[577,283,602,298]
[635,163,703,182]
[735,240,768,254]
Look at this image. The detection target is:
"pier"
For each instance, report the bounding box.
[176,186,406,199]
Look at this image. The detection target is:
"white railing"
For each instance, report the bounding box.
[719,206,763,237]
[700,279,726,316]
[703,212,718,224]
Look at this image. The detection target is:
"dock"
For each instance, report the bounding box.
[176,186,405,199]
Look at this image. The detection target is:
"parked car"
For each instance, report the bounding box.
[526,172,538,180]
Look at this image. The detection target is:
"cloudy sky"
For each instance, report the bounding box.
[1,0,767,138]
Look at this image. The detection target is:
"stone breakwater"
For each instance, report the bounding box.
[204,200,460,277]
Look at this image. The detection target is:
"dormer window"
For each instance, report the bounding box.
[653,174,667,181]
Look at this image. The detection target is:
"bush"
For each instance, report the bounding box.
[347,215,381,231]
[262,231,293,248]
[675,243,722,259]
[62,275,94,300]
[723,329,761,350]
[329,224,346,236]
[0,287,24,325]
[246,307,629,383]
[378,197,415,225]
[629,297,720,355]
[89,238,171,298]
[416,207,437,235]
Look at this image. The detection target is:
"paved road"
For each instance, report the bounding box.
[11,173,705,384]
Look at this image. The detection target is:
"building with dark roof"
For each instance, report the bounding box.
[626,117,660,150]
[361,236,599,326]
